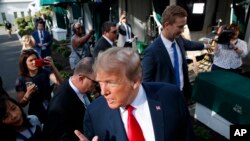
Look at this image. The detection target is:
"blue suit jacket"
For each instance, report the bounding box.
[32,30,52,58]
[142,36,204,97]
[84,82,194,141]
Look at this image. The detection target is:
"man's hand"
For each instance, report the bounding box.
[74,130,98,141]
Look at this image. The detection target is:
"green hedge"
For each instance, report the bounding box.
[16,16,35,37]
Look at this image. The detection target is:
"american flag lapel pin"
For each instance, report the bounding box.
[156,106,161,110]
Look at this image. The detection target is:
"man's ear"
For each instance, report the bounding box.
[163,21,170,27]
[132,79,141,90]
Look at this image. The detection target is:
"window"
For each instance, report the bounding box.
[192,3,205,14]
[14,12,18,19]
[1,13,6,22]
[21,11,25,17]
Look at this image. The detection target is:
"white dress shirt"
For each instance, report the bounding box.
[160,34,184,90]
[103,35,114,46]
[68,77,89,107]
[120,85,155,141]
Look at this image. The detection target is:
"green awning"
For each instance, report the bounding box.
[40,0,77,6]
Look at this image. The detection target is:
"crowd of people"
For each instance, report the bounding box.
[0,4,249,141]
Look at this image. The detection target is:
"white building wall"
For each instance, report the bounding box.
[0,0,33,24]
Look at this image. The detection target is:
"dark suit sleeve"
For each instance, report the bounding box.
[45,31,52,47]
[44,106,78,141]
[182,37,205,51]
[142,47,156,82]
[118,24,127,36]
[32,32,39,47]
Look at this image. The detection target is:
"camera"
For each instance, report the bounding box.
[216,28,235,45]
[35,58,49,67]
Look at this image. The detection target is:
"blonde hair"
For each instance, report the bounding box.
[21,35,35,50]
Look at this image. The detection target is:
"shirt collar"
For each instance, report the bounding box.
[160,33,175,48]
[68,77,86,104]
[120,84,146,113]
[102,35,113,46]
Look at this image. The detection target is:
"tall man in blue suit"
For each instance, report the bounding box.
[142,5,209,103]
[32,20,52,58]
[74,47,194,141]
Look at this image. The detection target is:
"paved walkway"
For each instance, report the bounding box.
[0,26,21,98]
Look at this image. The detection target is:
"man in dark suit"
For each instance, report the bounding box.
[75,47,193,141]
[93,21,117,58]
[142,5,209,103]
[43,57,96,141]
[117,11,135,48]
[32,20,52,58]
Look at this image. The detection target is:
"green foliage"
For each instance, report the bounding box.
[16,16,35,37]
[24,16,33,23]
[193,124,210,141]
[51,43,60,51]
[60,70,71,79]
[54,62,63,70]
[62,50,71,58]
[40,6,53,17]
[56,47,66,54]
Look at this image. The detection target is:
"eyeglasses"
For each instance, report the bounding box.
[85,75,97,83]
[79,74,97,83]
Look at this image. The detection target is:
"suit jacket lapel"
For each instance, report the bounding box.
[143,84,165,141]
[109,109,127,141]
[176,38,186,63]
[157,37,175,73]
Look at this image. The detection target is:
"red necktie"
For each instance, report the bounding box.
[126,105,145,141]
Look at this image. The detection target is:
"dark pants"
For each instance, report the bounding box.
[124,42,132,48]
[211,64,241,74]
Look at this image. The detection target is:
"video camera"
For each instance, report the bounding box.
[216,26,236,45]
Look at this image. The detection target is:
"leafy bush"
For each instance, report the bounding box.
[193,124,210,141]
[16,16,35,37]
[62,49,71,58]
[51,43,60,51]
[56,47,66,54]
[60,70,71,79]
[54,62,63,70]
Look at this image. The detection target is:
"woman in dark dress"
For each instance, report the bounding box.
[15,49,63,123]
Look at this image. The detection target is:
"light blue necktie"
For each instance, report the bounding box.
[83,94,90,108]
[172,42,180,87]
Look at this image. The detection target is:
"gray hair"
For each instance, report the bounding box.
[74,57,94,78]
[94,47,142,81]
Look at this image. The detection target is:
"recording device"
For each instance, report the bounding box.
[216,27,235,45]
[35,58,49,67]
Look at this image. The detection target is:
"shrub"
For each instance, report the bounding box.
[54,62,63,70]
[60,70,71,79]
[16,16,35,37]
[51,43,60,50]
[62,49,71,58]
[56,47,66,54]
